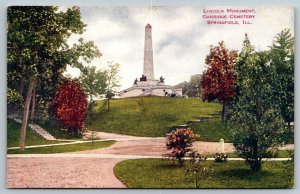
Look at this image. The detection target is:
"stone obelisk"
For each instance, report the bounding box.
[143,23,154,80]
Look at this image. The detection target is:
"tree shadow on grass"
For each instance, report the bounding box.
[215,168,273,181]
[158,158,183,169]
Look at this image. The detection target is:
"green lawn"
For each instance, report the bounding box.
[89,97,220,137]
[114,159,293,188]
[7,119,59,147]
[7,140,115,154]
[192,118,235,142]
[204,150,293,158]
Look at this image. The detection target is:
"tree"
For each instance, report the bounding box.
[200,41,237,122]
[269,29,294,129]
[175,74,201,97]
[7,6,100,150]
[175,81,189,95]
[231,34,289,171]
[79,65,107,102]
[51,79,88,135]
[105,62,120,111]
[79,65,107,140]
[188,74,201,97]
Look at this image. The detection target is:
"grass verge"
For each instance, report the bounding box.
[7,140,115,154]
[114,159,293,188]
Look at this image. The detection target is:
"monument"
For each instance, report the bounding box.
[119,23,182,98]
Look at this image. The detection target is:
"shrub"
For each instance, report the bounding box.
[136,98,149,114]
[185,150,213,188]
[214,153,228,162]
[166,128,198,166]
[51,79,88,135]
[231,109,287,171]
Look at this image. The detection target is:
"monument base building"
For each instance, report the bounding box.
[119,23,182,98]
[119,76,182,98]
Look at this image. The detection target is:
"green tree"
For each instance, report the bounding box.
[231,34,289,171]
[174,81,189,96]
[105,61,121,111]
[187,74,201,97]
[269,29,294,129]
[79,65,107,102]
[79,65,107,139]
[175,74,201,97]
[7,6,101,150]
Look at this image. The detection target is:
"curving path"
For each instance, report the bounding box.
[7,157,125,188]
[7,131,294,188]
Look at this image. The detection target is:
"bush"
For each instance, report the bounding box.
[231,109,287,171]
[185,150,213,188]
[50,79,88,135]
[166,128,198,166]
[214,153,228,162]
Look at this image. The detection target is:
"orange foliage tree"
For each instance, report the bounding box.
[51,79,88,135]
[200,41,237,122]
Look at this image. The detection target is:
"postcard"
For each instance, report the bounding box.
[7,5,294,188]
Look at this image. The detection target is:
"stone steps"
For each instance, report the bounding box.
[170,111,222,131]
[28,123,56,140]
[9,117,56,141]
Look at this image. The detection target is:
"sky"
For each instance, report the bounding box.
[65,6,294,90]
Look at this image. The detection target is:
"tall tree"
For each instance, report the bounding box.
[200,41,237,122]
[231,34,289,171]
[7,6,101,150]
[79,65,107,136]
[106,62,120,111]
[269,29,294,129]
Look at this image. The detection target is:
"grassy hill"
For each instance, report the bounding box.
[89,97,221,137]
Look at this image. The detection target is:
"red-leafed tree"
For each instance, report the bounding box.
[200,41,237,122]
[51,79,88,135]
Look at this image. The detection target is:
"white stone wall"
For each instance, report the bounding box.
[136,80,159,87]
[152,88,173,96]
[120,89,145,98]
[174,88,183,96]
[120,87,182,98]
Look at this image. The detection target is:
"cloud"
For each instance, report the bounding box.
[65,6,294,90]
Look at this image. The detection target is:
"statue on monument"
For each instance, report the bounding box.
[159,76,165,83]
[140,74,147,81]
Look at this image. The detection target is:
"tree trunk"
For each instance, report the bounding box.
[20,77,36,150]
[30,82,37,121]
[221,103,226,123]
[19,77,24,102]
[107,98,110,111]
[252,140,261,172]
